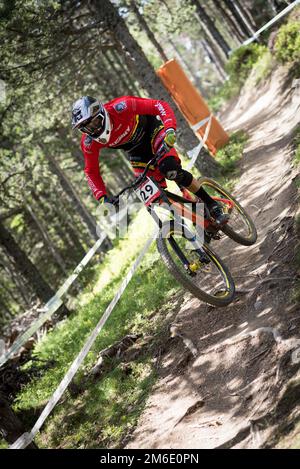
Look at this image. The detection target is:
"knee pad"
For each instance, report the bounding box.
[158,156,179,180]
[158,156,193,186]
[175,169,193,187]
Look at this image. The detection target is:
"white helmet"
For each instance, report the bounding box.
[71,96,112,144]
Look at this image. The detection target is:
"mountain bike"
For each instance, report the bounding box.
[112,153,257,307]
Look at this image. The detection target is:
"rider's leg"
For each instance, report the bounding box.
[158,155,229,225]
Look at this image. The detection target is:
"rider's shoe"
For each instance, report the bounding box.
[209,203,229,225]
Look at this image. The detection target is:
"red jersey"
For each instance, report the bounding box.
[81,96,177,200]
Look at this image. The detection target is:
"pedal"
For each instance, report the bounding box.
[190,250,210,266]
[204,231,212,244]
[196,248,210,264]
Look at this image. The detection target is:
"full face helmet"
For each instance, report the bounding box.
[71,96,112,144]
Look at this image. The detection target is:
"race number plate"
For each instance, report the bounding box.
[135,177,161,206]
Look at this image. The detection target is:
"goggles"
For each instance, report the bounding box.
[79,113,105,137]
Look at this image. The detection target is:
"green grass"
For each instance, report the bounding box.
[274,21,300,65]
[208,44,268,113]
[13,209,182,448]
[226,44,268,84]
[273,17,300,79]
[292,128,300,167]
[244,50,274,88]
[208,80,241,114]
[209,11,300,114]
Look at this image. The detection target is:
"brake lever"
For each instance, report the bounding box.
[155,142,170,160]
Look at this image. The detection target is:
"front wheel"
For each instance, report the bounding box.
[198,177,257,246]
[157,221,235,307]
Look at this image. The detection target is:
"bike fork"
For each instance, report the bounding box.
[168,235,196,275]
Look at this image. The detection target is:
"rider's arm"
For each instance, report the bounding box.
[128,96,177,131]
[81,135,107,201]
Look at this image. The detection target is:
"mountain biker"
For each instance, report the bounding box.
[71,95,228,224]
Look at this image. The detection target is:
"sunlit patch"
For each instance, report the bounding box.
[257,307,272,317]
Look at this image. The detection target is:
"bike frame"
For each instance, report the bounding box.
[114,152,235,271]
[165,192,234,231]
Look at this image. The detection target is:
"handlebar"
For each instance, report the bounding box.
[112,148,166,203]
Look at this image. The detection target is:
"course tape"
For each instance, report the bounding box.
[0,234,107,368]
[241,0,300,47]
[10,231,156,449]
[186,113,213,170]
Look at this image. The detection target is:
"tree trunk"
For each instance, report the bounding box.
[0,294,13,321]
[214,0,244,43]
[193,10,227,71]
[25,203,68,275]
[129,0,169,62]
[219,0,249,40]
[195,148,222,177]
[200,38,227,82]
[0,221,69,318]
[89,0,198,148]
[168,37,196,81]
[233,0,257,37]
[103,49,132,95]
[54,125,85,168]
[30,189,85,261]
[0,393,38,448]
[110,49,141,95]
[46,191,90,258]
[42,148,102,243]
[235,0,257,32]
[199,150,221,179]
[221,0,253,39]
[191,0,231,58]
[89,0,221,176]
[0,256,32,308]
[0,276,19,311]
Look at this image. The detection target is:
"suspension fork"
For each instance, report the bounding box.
[145,182,195,272]
[167,234,192,270]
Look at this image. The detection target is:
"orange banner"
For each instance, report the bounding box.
[157,59,229,155]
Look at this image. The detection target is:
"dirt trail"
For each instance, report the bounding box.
[126,68,300,449]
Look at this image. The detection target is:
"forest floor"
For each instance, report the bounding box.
[125,66,300,449]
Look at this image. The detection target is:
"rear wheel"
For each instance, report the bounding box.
[197,177,257,246]
[157,221,235,307]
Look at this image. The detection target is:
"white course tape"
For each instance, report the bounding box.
[186,113,213,170]
[190,116,210,132]
[241,0,300,47]
[10,231,156,449]
[0,233,107,368]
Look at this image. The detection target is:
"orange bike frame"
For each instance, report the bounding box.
[163,195,234,230]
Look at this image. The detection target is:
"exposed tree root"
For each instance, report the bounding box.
[170,323,198,357]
